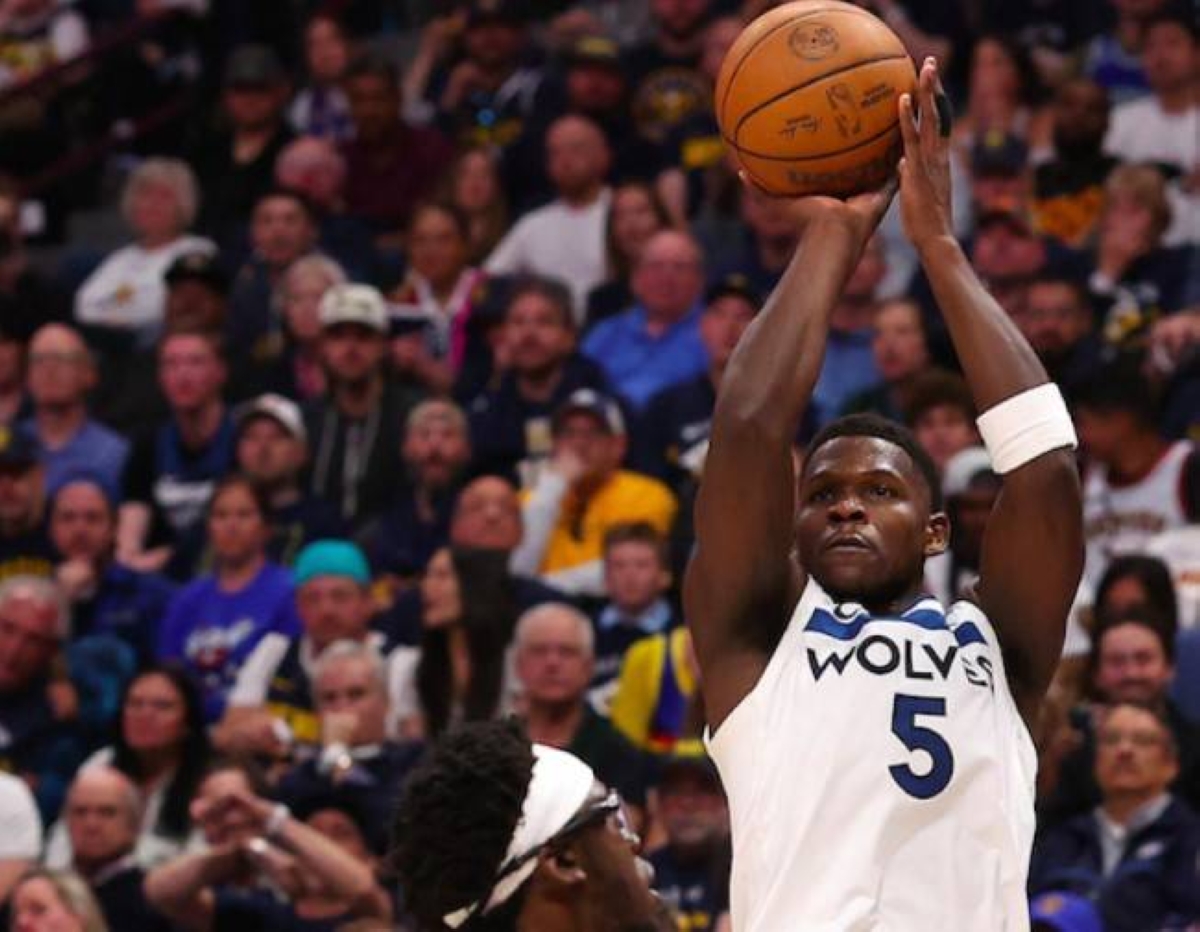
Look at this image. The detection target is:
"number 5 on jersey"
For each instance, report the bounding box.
[889,694,954,799]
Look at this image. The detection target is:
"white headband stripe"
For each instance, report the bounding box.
[443,744,596,928]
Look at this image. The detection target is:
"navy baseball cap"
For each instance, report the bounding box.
[705,273,762,310]
[552,389,626,436]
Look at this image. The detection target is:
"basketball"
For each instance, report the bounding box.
[716,0,917,198]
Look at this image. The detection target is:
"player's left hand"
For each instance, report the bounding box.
[897,57,954,251]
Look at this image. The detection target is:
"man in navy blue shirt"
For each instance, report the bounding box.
[0,429,56,581]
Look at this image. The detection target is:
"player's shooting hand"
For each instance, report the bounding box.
[737,171,896,249]
[897,57,954,251]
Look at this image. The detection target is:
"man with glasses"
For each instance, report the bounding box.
[1030,702,1200,931]
[391,717,673,931]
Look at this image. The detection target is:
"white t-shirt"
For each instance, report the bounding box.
[485,189,612,322]
[74,235,215,333]
[0,772,41,860]
[707,580,1036,932]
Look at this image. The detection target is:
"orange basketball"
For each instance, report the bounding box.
[715,0,917,198]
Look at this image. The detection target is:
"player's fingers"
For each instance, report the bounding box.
[918,58,939,150]
[898,93,920,158]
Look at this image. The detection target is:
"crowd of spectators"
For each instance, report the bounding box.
[0,0,1197,930]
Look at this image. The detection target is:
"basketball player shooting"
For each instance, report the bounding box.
[686,59,1084,930]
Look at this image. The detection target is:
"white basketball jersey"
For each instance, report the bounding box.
[707,579,1036,932]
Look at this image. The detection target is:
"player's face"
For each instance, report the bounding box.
[1094,623,1172,705]
[796,437,943,608]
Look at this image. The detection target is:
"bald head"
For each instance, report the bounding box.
[66,766,141,871]
[633,230,705,323]
[27,323,94,408]
[451,476,522,550]
[275,136,347,210]
[547,115,612,202]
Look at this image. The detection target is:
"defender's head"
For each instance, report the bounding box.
[797,414,949,607]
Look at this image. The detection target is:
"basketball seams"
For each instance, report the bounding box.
[717,3,886,135]
[728,119,899,161]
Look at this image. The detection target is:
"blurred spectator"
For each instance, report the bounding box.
[0,770,40,902]
[711,184,800,298]
[811,236,886,427]
[275,641,424,856]
[969,131,1031,216]
[0,575,85,821]
[1093,554,1181,630]
[582,230,708,411]
[7,869,107,932]
[271,254,343,401]
[358,399,471,586]
[118,328,233,573]
[0,183,66,339]
[486,114,614,318]
[219,539,384,757]
[515,601,651,811]
[144,764,391,930]
[1081,0,1168,102]
[388,202,487,395]
[610,621,701,757]
[1030,703,1200,932]
[841,298,930,423]
[515,390,676,597]
[625,0,712,146]
[589,522,677,708]
[587,180,673,327]
[648,753,730,931]
[1104,10,1199,246]
[1073,363,1199,593]
[922,447,999,605]
[191,44,295,248]
[955,34,1052,161]
[0,323,27,427]
[156,476,301,723]
[0,0,88,90]
[1009,273,1103,390]
[228,189,321,373]
[21,324,127,496]
[303,284,420,528]
[340,53,454,245]
[1032,79,1118,248]
[287,14,353,142]
[73,160,212,345]
[468,277,609,479]
[905,370,980,476]
[633,274,758,488]
[444,147,510,264]
[0,429,54,579]
[1029,891,1103,932]
[391,546,519,739]
[970,209,1049,325]
[50,476,173,663]
[59,766,170,931]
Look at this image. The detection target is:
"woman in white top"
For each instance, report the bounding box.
[74,158,214,342]
[45,664,210,870]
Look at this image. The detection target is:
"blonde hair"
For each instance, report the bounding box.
[14,868,109,932]
[1104,164,1173,242]
[121,158,200,231]
[279,254,347,298]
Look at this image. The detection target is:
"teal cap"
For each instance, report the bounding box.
[293,540,371,587]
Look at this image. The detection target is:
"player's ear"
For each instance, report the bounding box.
[923,511,949,557]
[539,846,587,889]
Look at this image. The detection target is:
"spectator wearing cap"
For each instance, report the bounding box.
[190,44,295,249]
[468,276,610,479]
[357,399,471,588]
[0,427,56,580]
[288,14,354,142]
[967,207,1049,327]
[50,475,174,664]
[232,393,345,567]
[73,159,214,345]
[969,130,1032,217]
[487,114,614,319]
[340,53,454,247]
[632,274,758,490]
[649,753,730,931]
[1030,702,1200,932]
[1032,79,1119,249]
[227,188,322,375]
[217,540,401,758]
[0,771,40,902]
[582,230,709,412]
[117,328,234,574]
[91,250,230,436]
[841,298,931,423]
[276,641,424,856]
[1104,11,1199,246]
[904,370,981,477]
[19,323,128,497]
[303,283,422,528]
[513,389,676,598]
[1009,273,1102,391]
[921,446,999,605]
[157,475,301,723]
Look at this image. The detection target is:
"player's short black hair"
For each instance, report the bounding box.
[390,719,535,931]
[805,413,944,512]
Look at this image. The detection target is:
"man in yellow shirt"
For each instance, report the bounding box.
[513,390,676,598]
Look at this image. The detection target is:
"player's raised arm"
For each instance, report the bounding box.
[899,59,1083,723]
[685,183,894,729]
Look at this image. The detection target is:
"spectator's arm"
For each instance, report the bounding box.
[510,464,572,576]
[213,636,291,756]
[143,846,241,932]
[0,775,41,902]
[116,502,154,565]
[483,219,528,278]
[541,560,606,597]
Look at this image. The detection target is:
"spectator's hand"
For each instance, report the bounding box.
[243,837,305,897]
[1147,309,1200,373]
[440,60,488,112]
[1097,207,1154,281]
[897,58,954,251]
[550,446,586,484]
[55,559,97,602]
[321,710,358,747]
[417,13,465,61]
[46,680,78,722]
[215,710,289,758]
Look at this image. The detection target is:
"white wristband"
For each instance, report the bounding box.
[976,383,1077,474]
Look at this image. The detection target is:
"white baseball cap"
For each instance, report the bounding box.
[318,283,388,333]
[236,393,307,444]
